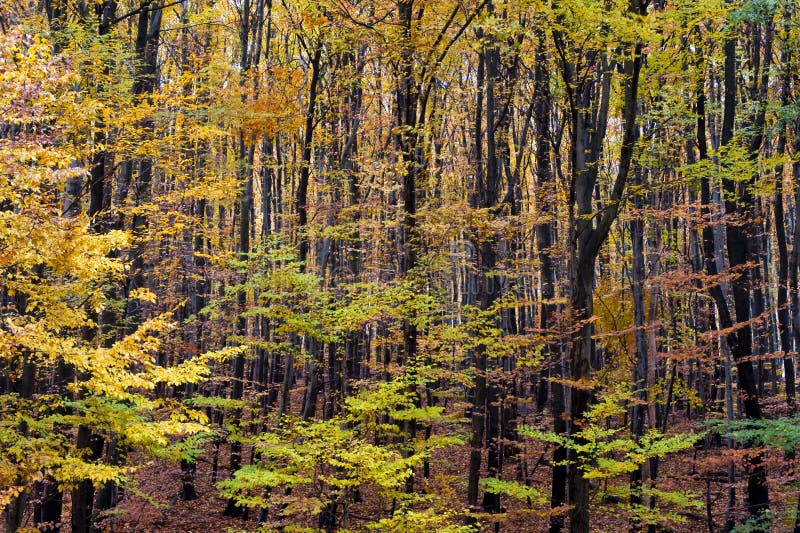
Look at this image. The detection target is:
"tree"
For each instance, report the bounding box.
[549,0,646,529]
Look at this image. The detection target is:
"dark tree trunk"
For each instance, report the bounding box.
[298,42,322,421]
[630,166,648,515]
[71,6,117,531]
[555,8,644,528]
[531,27,566,533]
[467,45,486,512]
[33,479,63,532]
[393,0,421,495]
[223,0,264,515]
[719,15,772,521]
[775,4,796,413]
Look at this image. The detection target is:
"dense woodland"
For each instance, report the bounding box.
[4,0,800,531]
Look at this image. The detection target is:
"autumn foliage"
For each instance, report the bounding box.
[2,0,800,532]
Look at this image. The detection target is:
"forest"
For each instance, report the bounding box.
[2,0,800,531]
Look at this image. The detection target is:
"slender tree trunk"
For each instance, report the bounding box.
[531,27,566,533]
[467,44,485,512]
[393,0,421,495]
[223,0,264,514]
[70,5,117,531]
[775,4,796,413]
[5,350,34,533]
[298,42,322,421]
[719,15,772,521]
[630,167,649,519]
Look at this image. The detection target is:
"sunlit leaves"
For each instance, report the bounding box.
[218,379,464,519]
[0,25,238,513]
[367,506,479,532]
[481,477,547,504]
[519,385,702,523]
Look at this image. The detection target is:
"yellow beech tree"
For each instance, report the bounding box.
[0,25,237,533]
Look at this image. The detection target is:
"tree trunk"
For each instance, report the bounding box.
[297,42,322,421]
[223,0,264,514]
[557,11,644,529]
[630,167,649,518]
[531,26,566,533]
[719,15,772,521]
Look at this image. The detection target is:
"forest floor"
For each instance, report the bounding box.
[97,441,798,532]
[78,397,800,532]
